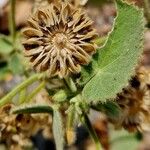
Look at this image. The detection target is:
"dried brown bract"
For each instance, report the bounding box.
[113,67,150,132]
[0,101,52,149]
[23,1,97,78]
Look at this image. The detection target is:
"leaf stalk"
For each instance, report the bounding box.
[81,114,103,150]
[9,0,16,44]
[0,73,44,107]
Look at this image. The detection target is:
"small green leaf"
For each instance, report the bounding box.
[110,130,139,150]
[12,104,53,114]
[80,0,145,103]
[8,54,24,74]
[53,110,64,150]
[92,101,121,120]
[0,36,13,54]
[53,90,68,102]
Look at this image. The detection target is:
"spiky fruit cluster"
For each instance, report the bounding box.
[23,1,97,78]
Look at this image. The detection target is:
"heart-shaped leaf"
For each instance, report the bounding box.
[80,0,145,103]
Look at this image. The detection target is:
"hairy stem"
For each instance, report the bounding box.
[64,77,77,93]
[0,73,44,107]
[19,89,26,104]
[81,114,103,150]
[9,0,16,43]
[66,105,76,145]
[26,81,46,103]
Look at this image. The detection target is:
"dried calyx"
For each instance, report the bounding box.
[23,1,97,78]
[113,67,150,132]
[0,90,52,149]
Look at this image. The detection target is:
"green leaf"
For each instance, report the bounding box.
[92,101,121,120]
[53,90,68,102]
[53,110,64,150]
[12,104,53,114]
[8,54,24,74]
[110,130,139,150]
[0,36,13,54]
[80,0,145,103]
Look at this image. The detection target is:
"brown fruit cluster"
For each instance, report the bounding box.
[0,90,52,150]
[114,67,150,132]
[23,1,97,78]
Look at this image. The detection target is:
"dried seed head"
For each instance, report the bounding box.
[0,91,52,148]
[23,2,97,78]
[112,67,150,132]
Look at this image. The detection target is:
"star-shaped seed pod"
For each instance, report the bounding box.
[23,1,97,78]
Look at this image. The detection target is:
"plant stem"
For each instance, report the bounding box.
[67,105,75,128]
[9,0,16,44]
[26,81,46,103]
[0,73,44,107]
[144,0,150,24]
[19,89,26,104]
[81,114,103,150]
[66,105,75,145]
[64,77,77,93]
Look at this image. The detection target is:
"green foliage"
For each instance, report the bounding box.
[80,0,145,103]
[110,130,139,150]
[0,35,13,55]
[52,110,64,150]
[12,104,53,114]
[53,89,68,102]
[92,101,121,120]
[8,54,24,74]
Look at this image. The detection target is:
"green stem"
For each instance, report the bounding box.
[64,77,77,93]
[144,0,150,24]
[9,0,16,44]
[19,89,26,104]
[26,81,46,103]
[81,114,103,150]
[0,73,44,107]
[67,105,75,130]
